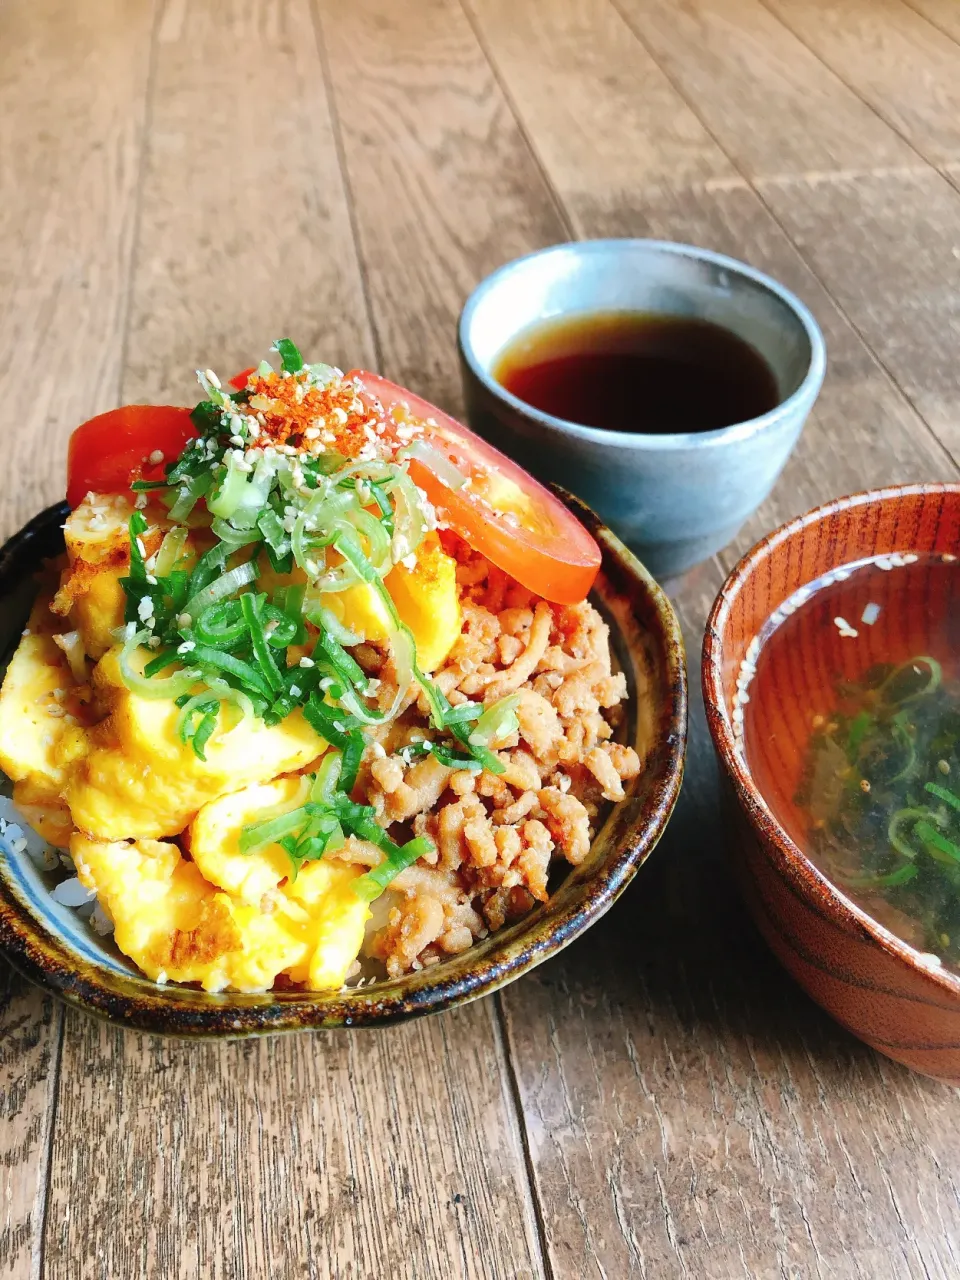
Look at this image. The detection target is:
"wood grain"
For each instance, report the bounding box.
[467,0,960,1272]
[0,1,158,1273]
[760,0,960,169]
[579,0,960,466]
[41,3,544,1277]
[313,0,564,410]
[3,0,960,1274]
[120,0,373,404]
[0,969,60,1280]
[0,0,156,535]
[902,0,960,48]
[608,0,921,180]
[461,0,737,201]
[467,0,954,517]
[757,168,960,459]
[43,1005,542,1280]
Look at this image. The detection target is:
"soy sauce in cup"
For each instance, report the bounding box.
[492,310,779,434]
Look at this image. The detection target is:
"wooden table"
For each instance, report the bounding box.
[3,0,960,1276]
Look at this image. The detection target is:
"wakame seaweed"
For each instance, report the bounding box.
[797,656,960,967]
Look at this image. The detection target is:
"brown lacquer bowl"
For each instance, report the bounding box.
[0,494,685,1037]
[703,484,960,1082]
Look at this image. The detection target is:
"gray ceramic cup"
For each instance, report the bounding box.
[458,239,826,579]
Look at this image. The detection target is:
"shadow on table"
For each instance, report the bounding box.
[525,684,886,1078]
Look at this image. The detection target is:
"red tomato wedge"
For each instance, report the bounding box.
[66,406,198,509]
[347,370,601,605]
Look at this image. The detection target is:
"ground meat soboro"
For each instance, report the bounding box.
[354,534,642,977]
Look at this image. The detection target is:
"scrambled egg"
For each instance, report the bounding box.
[0,493,460,992]
[260,532,460,672]
[64,645,327,840]
[71,832,369,991]
[0,594,87,844]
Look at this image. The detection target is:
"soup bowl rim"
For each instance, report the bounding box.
[702,481,960,1003]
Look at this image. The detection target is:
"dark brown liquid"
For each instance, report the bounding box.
[493,311,780,434]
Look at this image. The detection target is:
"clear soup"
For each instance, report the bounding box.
[742,551,960,969]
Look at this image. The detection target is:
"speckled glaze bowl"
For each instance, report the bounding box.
[0,494,686,1037]
[703,484,960,1083]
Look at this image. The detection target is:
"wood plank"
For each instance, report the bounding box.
[903,0,960,46]
[609,0,922,179]
[0,967,60,1280]
[462,0,737,199]
[314,0,565,411]
[0,2,157,1272]
[120,0,371,402]
[467,0,953,509]
[43,3,545,1277]
[45,1005,542,1279]
[761,0,960,168]
[571,0,960,464]
[0,0,156,536]
[757,168,960,459]
[466,0,960,1274]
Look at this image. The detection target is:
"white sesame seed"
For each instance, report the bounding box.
[861,602,881,626]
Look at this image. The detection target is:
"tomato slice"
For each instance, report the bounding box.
[66,406,198,509]
[347,370,601,604]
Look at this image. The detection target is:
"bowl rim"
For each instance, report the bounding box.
[457,237,827,453]
[0,495,687,1036]
[702,481,960,1002]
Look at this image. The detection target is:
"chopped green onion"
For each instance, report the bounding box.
[182,560,259,625]
[352,836,435,902]
[207,453,253,521]
[924,782,960,813]
[401,438,467,490]
[257,506,291,558]
[154,527,190,577]
[340,735,363,792]
[302,694,364,750]
[843,863,919,889]
[260,603,298,649]
[127,511,149,582]
[189,641,274,699]
[315,630,366,689]
[469,694,521,748]
[143,648,179,678]
[118,628,199,700]
[388,467,430,562]
[915,820,960,863]
[239,807,313,854]
[274,338,304,374]
[307,604,362,647]
[169,472,214,522]
[887,808,931,860]
[192,708,219,760]
[240,593,285,693]
[311,750,343,802]
[194,600,246,648]
[209,518,262,549]
[176,693,219,745]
